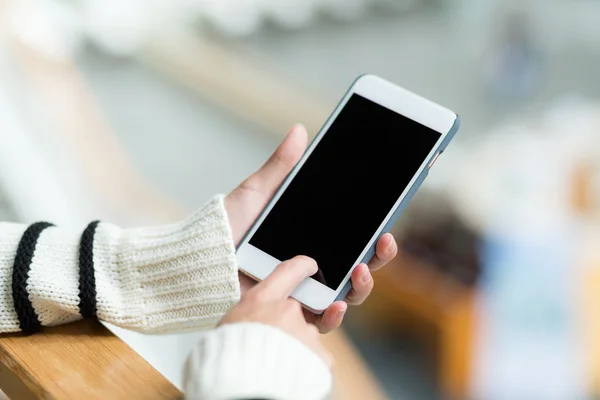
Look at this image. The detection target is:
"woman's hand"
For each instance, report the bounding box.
[224,124,398,333]
[220,256,333,368]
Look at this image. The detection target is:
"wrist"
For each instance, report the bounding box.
[96,195,241,332]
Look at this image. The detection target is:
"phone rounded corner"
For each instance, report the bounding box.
[354,73,374,82]
[308,305,327,315]
[352,73,381,89]
[300,297,330,314]
[451,114,461,132]
[438,113,460,151]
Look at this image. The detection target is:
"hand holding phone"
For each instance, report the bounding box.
[236,75,459,314]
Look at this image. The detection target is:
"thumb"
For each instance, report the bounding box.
[243,124,308,196]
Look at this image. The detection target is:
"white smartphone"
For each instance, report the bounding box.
[236,74,460,312]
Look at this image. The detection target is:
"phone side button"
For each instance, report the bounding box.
[428,151,442,169]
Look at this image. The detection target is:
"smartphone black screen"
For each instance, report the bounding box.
[249,94,441,290]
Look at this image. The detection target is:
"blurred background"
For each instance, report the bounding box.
[1,0,600,399]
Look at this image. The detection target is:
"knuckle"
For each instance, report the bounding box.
[238,176,262,195]
[344,289,356,303]
[294,255,318,269]
[274,263,295,281]
[285,299,303,314]
[295,255,315,264]
[345,290,365,305]
[356,272,372,290]
[272,145,297,169]
[284,298,299,309]
[351,297,365,306]
[248,288,267,304]
[280,259,296,271]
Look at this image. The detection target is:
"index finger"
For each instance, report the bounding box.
[255,256,318,301]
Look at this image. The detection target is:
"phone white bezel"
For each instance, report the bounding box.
[236,74,457,312]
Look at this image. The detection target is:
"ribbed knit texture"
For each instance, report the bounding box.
[184,322,333,400]
[0,195,240,333]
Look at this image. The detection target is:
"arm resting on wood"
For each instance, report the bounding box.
[0,195,240,333]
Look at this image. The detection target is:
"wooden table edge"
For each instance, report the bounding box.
[0,343,50,400]
[0,321,182,400]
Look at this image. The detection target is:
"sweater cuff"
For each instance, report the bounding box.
[184,323,333,400]
[94,195,241,333]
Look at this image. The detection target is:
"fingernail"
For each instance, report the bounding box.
[337,305,347,319]
[290,123,304,135]
[361,267,370,283]
[386,235,394,249]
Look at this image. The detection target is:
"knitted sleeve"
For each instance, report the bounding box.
[184,323,333,400]
[0,195,240,333]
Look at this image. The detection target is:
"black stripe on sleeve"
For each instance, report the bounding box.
[78,220,100,319]
[12,222,55,334]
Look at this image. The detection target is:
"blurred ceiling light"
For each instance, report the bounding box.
[5,0,83,60]
[4,0,436,57]
[321,0,368,21]
[200,0,262,37]
[375,0,418,13]
[82,0,163,56]
[260,0,317,30]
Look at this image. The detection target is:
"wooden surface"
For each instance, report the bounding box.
[0,15,388,400]
[0,321,181,400]
[0,321,383,400]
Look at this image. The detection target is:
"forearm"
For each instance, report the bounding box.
[0,195,240,333]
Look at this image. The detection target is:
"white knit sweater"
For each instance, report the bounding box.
[0,195,332,400]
